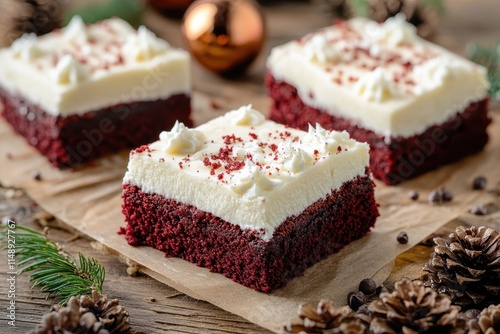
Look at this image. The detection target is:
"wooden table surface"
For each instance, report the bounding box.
[1,0,500,333]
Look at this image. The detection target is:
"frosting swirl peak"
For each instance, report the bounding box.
[226,104,265,126]
[123,26,170,62]
[159,121,203,155]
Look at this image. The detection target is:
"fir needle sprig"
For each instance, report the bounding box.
[467,43,500,100]
[0,225,105,305]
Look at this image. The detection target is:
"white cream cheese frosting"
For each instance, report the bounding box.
[0,16,190,116]
[123,106,370,241]
[267,16,489,139]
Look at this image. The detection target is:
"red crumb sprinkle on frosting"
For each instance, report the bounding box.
[134,108,364,193]
[276,15,447,96]
[125,107,368,200]
[132,144,153,154]
[9,16,175,79]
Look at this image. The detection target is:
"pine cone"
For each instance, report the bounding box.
[0,0,61,47]
[467,304,500,334]
[31,291,131,334]
[284,299,370,333]
[326,0,440,39]
[324,0,353,18]
[423,226,500,309]
[80,291,131,333]
[369,278,465,334]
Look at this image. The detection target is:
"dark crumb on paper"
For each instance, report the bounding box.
[397,232,409,244]
[428,190,441,204]
[472,176,487,190]
[441,188,453,202]
[32,170,42,181]
[409,191,419,201]
[470,204,487,216]
[6,152,13,160]
[149,297,156,302]
[210,100,220,109]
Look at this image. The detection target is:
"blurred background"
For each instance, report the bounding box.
[0,0,498,108]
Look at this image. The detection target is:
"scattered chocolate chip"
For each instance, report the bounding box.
[464,309,481,319]
[397,232,409,244]
[470,204,487,216]
[32,170,42,181]
[359,278,377,295]
[428,190,442,204]
[428,188,453,204]
[149,297,156,302]
[408,191,419,201]
[441,188,453,202]
[347,291,366,311]
[472,176,487,190]
[375,285,389,295]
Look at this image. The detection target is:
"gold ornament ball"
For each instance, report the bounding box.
[182,0,266,76]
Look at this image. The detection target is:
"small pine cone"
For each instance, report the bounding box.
[31,296,108,334]
[284,299,369,334]
[467,304,500,334]
[0,0,62,47]
[377,0,440,39]
[368,0,404,22]
[423,226,500,309]
[336,0,440,39]
[369,278,465,334]
[79,291,131,333]
[324,0,353,18]
[31,291,131,334]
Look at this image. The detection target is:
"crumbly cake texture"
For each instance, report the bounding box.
[0,16,191,168]
[121,106,379,292]
[266,15,491,185]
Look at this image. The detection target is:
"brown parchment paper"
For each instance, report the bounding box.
[0,103,499,333]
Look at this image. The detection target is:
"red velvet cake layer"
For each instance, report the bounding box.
[265,74,491,185]
[0,87,192,168]
[121,173,378,292]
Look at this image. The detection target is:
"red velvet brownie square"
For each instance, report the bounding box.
[266,15,491,185]
[0,16,191,168]
[121,105,379,292]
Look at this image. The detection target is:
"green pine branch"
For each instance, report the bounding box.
[349,0,369,17]
[467,43,500,100]
[421,0,445,15]
[0,225,105,305]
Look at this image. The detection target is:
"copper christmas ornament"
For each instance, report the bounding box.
[182,0,266,76]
